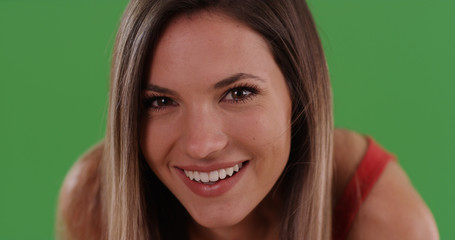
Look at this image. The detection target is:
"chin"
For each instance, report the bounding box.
[188,206,249,229]
[194,217,243,229]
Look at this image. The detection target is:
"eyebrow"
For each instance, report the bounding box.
[145,84,177,95]
[213,73,264,89]
[145,72,264,94]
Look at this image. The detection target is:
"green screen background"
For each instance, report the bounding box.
[0,1,453,239]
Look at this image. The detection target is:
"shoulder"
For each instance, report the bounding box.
[347,159,439,239]
[56,142,104,240]
[332,129,439,240]
[333,129,368,202]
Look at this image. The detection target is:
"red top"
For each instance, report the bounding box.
[332,138,395,240]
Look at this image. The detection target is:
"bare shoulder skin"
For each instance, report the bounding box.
[56,142,104,240]
[333,129,439,240]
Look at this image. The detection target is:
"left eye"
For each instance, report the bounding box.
[223,88,254,102]
[144,96,177,110]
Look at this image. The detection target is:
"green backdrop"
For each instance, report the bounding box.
[0,1,453,239]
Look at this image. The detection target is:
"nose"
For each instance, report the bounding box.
[179,107,228,160]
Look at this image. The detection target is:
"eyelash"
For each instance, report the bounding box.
[143,83,260,111]
[220,83,260,104]
[143,94,177,112]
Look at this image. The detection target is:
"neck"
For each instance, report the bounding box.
[188,193,282,240]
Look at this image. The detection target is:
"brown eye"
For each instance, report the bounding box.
[224,88,254,102]
[233,89,250,99]
[145,96,177,110]
[154,97,172,107]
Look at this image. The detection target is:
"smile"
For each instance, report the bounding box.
[176,161,249,197]
[183,162,244,184]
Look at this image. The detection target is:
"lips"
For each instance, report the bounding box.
[183,162,244,184]
[176,161,249,197]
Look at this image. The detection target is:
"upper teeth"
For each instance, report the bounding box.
[184,162,244,184]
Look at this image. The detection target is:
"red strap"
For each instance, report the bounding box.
[332,138,395,240]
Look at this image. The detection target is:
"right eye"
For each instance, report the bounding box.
[144,96,177,110]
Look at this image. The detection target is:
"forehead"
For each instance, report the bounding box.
[157,11,269,55]
[149,11,274,85]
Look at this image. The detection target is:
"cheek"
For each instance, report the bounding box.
[227,101,290,140]
[140,117,179,171]
[226,106,291,172]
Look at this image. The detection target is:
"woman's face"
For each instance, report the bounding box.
[141,11,292,228]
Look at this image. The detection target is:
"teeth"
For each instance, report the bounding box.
[183,162,245,184]
[194,171,200,181]
[226,167,234,176]
[200,172,209,183]
[219,169,226,179]
[209,170,219,182]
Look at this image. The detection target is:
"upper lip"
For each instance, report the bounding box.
[174,160,247,172]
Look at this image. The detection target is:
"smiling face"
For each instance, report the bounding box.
[141,11,292,229]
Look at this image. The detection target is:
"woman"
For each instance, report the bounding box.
[57,0,438,239]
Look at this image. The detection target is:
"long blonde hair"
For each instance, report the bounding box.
[103,0,333,239]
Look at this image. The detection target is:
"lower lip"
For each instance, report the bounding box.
[176,162,248,198]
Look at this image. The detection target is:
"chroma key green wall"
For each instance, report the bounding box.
[0,0,453,239]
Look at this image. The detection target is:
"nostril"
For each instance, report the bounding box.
[183,132,228,159]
